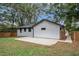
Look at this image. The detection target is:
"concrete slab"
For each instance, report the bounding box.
[16,37,72,46]
[16,37,58,46]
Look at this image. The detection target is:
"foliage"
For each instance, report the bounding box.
[1,3,39,24]
[0,28,17,32]
[0,3,79,33]
[0,4,50,28]
[49,3,79,33]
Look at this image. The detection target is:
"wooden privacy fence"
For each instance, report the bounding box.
[0,32,17,37]
[71,31,79,48]
[60,29,66,40]
[72,31,79,41]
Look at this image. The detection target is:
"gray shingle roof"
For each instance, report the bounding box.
[18,24,34,28]
[18,19,63,29]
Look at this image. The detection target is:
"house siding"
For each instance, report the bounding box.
[17,28,33,37]
[34,21,60,39]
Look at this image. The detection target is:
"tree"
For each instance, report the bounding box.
[49,3,79,35]
[5,3,39,25]
[1,3,55,25]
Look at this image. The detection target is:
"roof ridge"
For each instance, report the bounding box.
[18,19,63,29]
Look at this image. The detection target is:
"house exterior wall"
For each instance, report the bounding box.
[17,28,33,37]
[34,21,60,39]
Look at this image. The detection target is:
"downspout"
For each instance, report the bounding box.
[33,27,34,38]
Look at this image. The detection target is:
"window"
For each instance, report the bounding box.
[20,28,22,33]
[24,28,26,32]
[28,28,31,32]
[41,28,46,30]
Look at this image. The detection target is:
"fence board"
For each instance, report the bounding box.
[0,32,17,37]
[72,31,79,48]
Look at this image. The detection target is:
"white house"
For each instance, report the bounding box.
[17,19,63,39]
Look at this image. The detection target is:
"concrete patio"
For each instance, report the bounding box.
[16,37,72,46]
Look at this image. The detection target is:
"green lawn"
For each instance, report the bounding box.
[0,38,79,56]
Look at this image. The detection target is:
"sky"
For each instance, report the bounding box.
[38,14,54,21]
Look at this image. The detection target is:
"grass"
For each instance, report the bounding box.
[0,38,79,56]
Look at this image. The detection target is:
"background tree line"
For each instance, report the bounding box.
[0,3,79,34]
